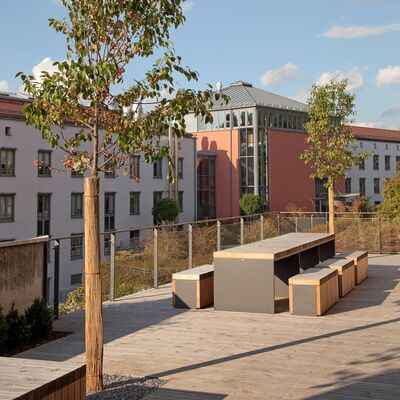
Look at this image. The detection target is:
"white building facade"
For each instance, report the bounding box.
[0,93,197,300]
[345,126,400,206]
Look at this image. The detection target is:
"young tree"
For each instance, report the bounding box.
[378,172,400,220]
[239,193,261,215]
[18,0,223,392]
[152,197,179,224]
[301,80,368,234]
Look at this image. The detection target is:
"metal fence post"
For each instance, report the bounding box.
[217,220,221,251]
[277,213,281,236]
[153,228,158,288]
[240,217,244,245]
[188,224,193,269]
[311,214,314,230]
[295,217,298,233]
[110,232,115,301]
[53,240,60,320]
[260,215,264,241]
[377,216,382,254]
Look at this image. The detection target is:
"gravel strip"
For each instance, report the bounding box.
[87,374,166,400]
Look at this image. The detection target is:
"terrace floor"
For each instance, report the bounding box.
[16,254,400,399]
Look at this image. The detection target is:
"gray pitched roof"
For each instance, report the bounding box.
[213,81,308,112]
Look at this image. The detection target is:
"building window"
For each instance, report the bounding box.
[37,194,51,236]
[360,142,363,149]
[70,273,82,286]
[385,155,391,171]
[0,148,15,176]
[70,234,83,260]
[5,127,11,136]
[71,168,83,178]
[374,178,380,194]
[38,150,52,177]
[358,158,365,170]
[359,178,366,196]
[374,143,377,149]
[0,194,15,222]
[178,158,183,179]
[71,193,83,219]
[345,178,351,194]
[129,230,140,248]
[397,156,400,171]
[104,157,116,178]
[178,191,183,212]
[153,191,163,208]
[104,192,115,231]
[153,159,162,179]
[130,192,140,215]
[373,154,379,170]
[130,155,140,178]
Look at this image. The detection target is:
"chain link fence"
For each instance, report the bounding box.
[46,211,399,317]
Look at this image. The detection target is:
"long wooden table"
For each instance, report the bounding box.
[213,233,335,314]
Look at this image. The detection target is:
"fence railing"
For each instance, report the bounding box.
[46,211,399,317]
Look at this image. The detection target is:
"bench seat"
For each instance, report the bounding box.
[317,258,355,297]
[289,267,339,316]
[334,251,368,285]
[172,264,214,309]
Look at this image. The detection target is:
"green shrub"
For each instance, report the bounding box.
[0,306,7,350]
[152,197,179,224]
[239,193,261,215]
[115,283,137,298]
[25,298,53,340]
[5,304,31,348]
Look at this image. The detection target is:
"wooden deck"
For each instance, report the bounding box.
[14,254,400,399]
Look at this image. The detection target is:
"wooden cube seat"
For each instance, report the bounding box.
[289,268,339,316]
[334,251,368,285]
[172,264,214,309]
[317,258,355,297]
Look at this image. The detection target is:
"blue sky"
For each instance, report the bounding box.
[1,0,400,128]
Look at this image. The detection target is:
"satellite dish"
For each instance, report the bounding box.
[216,81,223,94]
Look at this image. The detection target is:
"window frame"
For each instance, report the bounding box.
[153,158,163,179]
[71,192,84,219]
[129,191,140,215]
[130,155,140,179]
[70,233,84,261]
[0,147,16,177]
[178,157,184,179]
[0,193,15,223]
[373,154,379,171]
[104,192,116,231]
[37,150,52,177]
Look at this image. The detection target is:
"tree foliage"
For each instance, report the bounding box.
[301,80,368,186]
[152,197,179,224]
[17,0,225,178]
[239,193,261,215]
[378,172,400,219]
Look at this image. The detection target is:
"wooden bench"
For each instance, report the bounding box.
[289,268,339,316]
[172,264,214,309]
[334,251,368,285]
[0,357,85,400]
[317,258,355,298]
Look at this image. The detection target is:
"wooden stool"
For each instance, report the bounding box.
[317,258,355,297]
[289,268,338,316]
[172,264,214,309]
[334,251,368,285]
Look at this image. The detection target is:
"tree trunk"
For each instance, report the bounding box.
[328,183,335,234]
[84,176,104,392]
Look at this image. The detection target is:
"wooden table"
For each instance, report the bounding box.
[213,233,335,314]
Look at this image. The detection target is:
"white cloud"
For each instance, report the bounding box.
[260,63,299,86]
[32,57,58,82]
[289,87,310,104]
[182,1,194,12]
[349,121,385,128]
[380,106,400,118]
[376,65,400,86]
[315,67,364,91]
[0,80,9,92]
[322,23,400,38]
